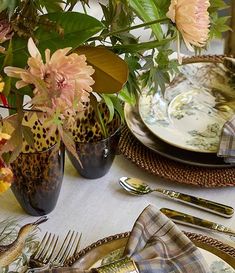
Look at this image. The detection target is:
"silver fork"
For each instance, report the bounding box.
[26,232,59,273]
[26,231,81,273]
[50,230,81,267]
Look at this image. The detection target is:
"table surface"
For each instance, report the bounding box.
[0,0,235,265]
[0,153,235,251]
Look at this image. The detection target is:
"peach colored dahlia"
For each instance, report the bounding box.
[166,0,210,51]
[4,38,95,115]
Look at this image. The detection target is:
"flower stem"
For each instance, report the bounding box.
[105,17,169,37]
[0,105,42,113]
[89,17,170,41]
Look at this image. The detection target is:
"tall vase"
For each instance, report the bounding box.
[4,113,65,216]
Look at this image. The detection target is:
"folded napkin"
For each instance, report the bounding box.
[217,115,235,163]
[37,205,210,273]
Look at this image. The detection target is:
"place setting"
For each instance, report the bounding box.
[1,173,235,273]
[1,204,235,273]
[119,55,235,187]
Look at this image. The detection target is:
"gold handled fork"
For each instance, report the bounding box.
[26,230,81,273]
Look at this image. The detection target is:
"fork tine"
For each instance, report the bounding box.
[73,233,82,256]
[52,230,72,263]
[36,232,53,261]
[28,230,81,271]
[60,232,81,264]
[42,234,59,263]
[58,232,76,264]
[56,230,76,264]
[33,232,50,259]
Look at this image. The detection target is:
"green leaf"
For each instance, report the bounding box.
[129,0,163,40]
[0,0,9,12]
[7,92,24,115]
[1,12,104,68]
[101,94,114,122]
[118,87,136,105]
[1,40,13,70]
[154,0,171,17]
[90,94,107,137]
[109,95,124,123]
[36,12,104,52]
[0,0,17,18]
[209,0,228,12]
[209,12,231,39]
[6,0,16,18]
[37,0,64,12]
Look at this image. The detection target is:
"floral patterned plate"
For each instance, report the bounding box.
[138,62,235,153]
[67,232,235,272]
[124,103,234,168]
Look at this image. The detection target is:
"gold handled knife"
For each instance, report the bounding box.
[160,208,235,238]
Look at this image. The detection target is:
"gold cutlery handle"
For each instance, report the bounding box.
[156,189,234,218]
[160,208,235,237]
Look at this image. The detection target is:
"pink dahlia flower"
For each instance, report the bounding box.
[167,0,210,51]
[4,38,95,115]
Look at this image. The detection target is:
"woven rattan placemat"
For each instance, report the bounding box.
[118,126,235,188]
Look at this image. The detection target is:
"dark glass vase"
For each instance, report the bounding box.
[68,127,121,179]
[67,103,122,179]
[11,144,64,216]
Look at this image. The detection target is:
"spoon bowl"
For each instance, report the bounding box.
[119,177,152,195]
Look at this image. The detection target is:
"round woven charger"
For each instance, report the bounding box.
[118,126,235,188]
[65,231,235,267]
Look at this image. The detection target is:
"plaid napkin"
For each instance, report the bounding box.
[217,115,235,163]
[36,205,210,273]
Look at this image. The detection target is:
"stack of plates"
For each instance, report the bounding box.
[124,61,235,168]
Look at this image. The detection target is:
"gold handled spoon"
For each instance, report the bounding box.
[119,177,234,218]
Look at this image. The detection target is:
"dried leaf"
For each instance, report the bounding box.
[22,126,34,148]
[1,120,23,163]
[58,126,81,166]
[75,46,128,93]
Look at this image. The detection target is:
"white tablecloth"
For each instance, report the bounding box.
[0,153,235,250]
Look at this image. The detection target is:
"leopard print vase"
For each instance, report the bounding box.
[4,113,65,216]
[67,104,122,179]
